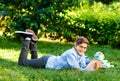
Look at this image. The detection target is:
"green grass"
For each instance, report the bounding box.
[0,37,120,81]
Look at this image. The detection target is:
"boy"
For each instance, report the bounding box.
[15,29,101,71]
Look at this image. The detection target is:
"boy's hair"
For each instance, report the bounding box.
[75,36,89,45]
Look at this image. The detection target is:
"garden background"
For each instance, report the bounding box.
[0,0,120,81]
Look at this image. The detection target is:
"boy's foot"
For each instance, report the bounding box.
[26,29,38,42]
[15,31,33,39]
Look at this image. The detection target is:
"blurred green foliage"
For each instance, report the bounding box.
[0,0,120,48]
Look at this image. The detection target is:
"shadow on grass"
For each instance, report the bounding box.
[0,57,50,80]
[0,58,31,80]
[0,57,18,69]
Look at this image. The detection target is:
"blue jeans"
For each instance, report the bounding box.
[18,39,51,68]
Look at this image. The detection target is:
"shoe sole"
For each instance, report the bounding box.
[15,31,33,35]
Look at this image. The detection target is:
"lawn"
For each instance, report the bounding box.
[0,37,120,81]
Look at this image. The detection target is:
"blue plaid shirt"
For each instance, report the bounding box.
[46,47,90,71]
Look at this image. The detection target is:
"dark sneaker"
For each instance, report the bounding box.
[15,31,33,39]
[26,29,38,42]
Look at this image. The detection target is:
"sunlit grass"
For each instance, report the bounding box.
[0,37,120,81]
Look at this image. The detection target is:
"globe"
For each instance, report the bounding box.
[94,51,105,60]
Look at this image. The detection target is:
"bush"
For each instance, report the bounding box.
[0,0,120,47]
[93,0,119,4]
[58,2,120,46]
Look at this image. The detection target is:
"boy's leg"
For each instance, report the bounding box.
[86,60,101,71]
[29,41,38,59]
[26,29,38,59]
[15,30,36,65]
[18,38,31,65]
[18,38,50,68]
[15,31,33,65]
[24,55,51,68]
[16,30,50,68]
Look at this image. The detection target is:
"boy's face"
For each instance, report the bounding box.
[75,43,88,55]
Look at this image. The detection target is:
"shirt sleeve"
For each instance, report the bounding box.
[66,53,83,70]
